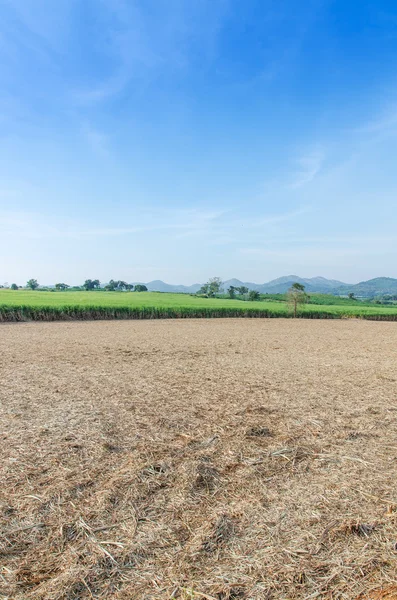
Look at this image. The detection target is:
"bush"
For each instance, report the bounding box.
[248,290,260,301]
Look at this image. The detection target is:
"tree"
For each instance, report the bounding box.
[287,283,308,317]
[125,284,134,291]
[105,279,117,291]
[134,284,148,292]
[248,290,260,301]
[27,279,39,290]
[105,280,129,291]
[10,283,18,290]
[55,283,69,291]
[198,283,210,295]
[227,286,236,299]
[237,286,249,295]
[209,277,223,296]
[291,282,305,292]
[83,279,101,290]
[348,292,356,300]
[198,277,222,297]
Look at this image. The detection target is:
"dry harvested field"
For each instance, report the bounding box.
[1,319,397,600]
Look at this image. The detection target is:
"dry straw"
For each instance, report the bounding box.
[1,318,397,599]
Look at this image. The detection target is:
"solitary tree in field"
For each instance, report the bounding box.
[55,283,69,291]
[287,282,308,317]
[198,277,223,297]
[348,292,356,300]
[27,279,39,290]
[11,283,18,290]
[248,290,260,301]
[237,286,249,296]
[134,284,148,292]
[227,286,236,299]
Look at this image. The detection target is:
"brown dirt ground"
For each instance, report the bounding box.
[1,319,397,600]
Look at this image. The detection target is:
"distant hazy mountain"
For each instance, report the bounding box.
[103,276,397,297]
[222,275,349,294]
[131,276,351,294]
[336,277,397,297]
[221,278,262,291]
[259,275,349,294]
[133,280,202,294]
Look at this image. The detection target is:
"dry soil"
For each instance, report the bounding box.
[1,319,397,599]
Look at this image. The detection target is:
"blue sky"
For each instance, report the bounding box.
[1,0,397,285]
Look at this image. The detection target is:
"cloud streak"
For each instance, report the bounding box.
[0,208,226,240]
[71,0,228,105]
[288,150,325,188]
[0,206,309,241]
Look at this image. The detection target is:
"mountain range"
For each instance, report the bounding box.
[133,276,397,298]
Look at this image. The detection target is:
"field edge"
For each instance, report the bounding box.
[1,304,397,321]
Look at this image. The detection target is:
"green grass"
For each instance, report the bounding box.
[1,289,397,321]
[306,293,375,306]
[261,292,379,306]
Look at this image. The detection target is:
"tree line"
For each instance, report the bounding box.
[9,279,148,292]
[198,277,261,301]
[198,277,309,312]
[82,279,147,292]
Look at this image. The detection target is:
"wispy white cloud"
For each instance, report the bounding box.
[288,150,325,188]
[238,232,397,273]
[240,233,397,253]
[0,207,227,240]
[237,242,394,273]
[72,0,229,105]
[247,205,312,226]
[170,205,311,241]
[240,247,364,258]
[0,205,310,242]
[69,3,143,104]
[0,211,59,238]
[2,0,74,50]
[354,105,397,135]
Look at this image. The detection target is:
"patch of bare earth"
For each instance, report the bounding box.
[1,319,397,599]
